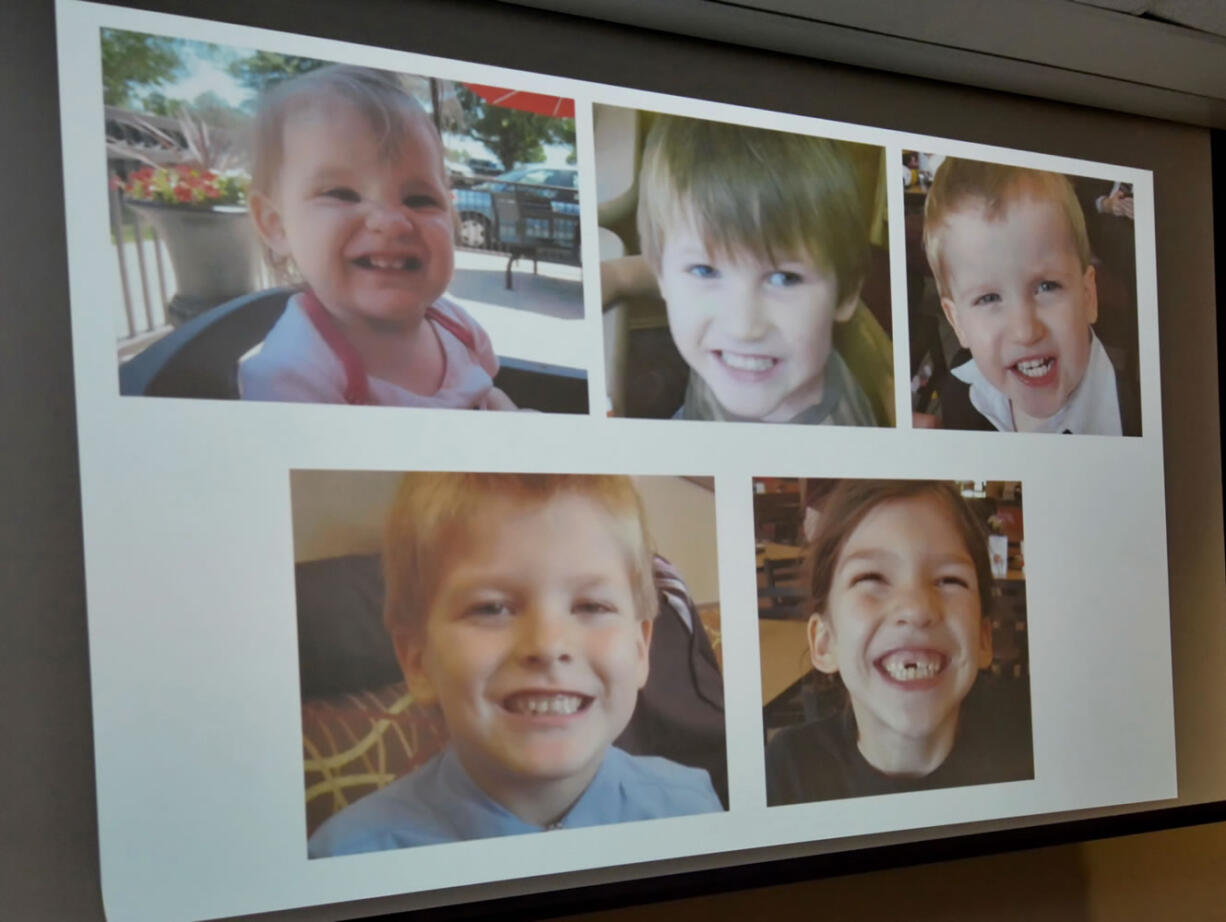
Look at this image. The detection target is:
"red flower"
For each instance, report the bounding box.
[174,186,192,203]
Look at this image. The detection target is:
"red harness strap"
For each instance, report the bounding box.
[298,289,473,405]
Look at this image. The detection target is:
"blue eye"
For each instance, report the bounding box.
[1036,280,1063,294]
[322,187,359,202]
[766,270,804,287]
[972,292,1001,307]
[686,264,719,279]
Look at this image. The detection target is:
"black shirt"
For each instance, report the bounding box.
[765,679,1034,805]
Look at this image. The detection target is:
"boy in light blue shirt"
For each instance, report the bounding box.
[308,473,722,857]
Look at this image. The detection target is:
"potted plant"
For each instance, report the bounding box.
[111,109,260,326]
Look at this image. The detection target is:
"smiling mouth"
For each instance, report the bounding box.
[875,650,948,683]
[714,350,778,374]
[353,255,423,271]
[1010,356,1056,384]
[503,692,593,716]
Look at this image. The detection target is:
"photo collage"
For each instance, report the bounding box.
[59,2,1172,917]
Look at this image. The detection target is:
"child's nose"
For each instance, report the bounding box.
[515,608,573,666]
[365,202,414,234]
[1007,299,1045,344]
[892,585,937,628]
[718,284,769,341]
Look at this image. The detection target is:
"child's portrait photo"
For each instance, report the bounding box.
[291,470,726,856]
[904,153,1141,435]
[104,29,587,412]
[594,105,895,427]
[756,478,1033,804]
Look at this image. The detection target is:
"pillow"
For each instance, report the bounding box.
[295,554,402,696]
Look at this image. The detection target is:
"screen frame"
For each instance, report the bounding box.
[3,0,1223,919]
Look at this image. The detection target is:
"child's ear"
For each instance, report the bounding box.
[1082,263,1099,325]
[633,617,654,690]
[807,612,840,674]
[832,285,862,324]
[248,190,291,257]
[977,617,994,670]
[391,628,438,704]
[940,296,970,348]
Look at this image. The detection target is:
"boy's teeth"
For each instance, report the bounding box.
[506,693,585,716]
[879,651,945,682]
[720,352,774,372]
[1015,357,1054,377]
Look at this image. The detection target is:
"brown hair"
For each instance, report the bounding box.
[249,64,445,277]
[636,114,871,306]
[922,157,1091,298]
[383,473,659,641]
[807,480,994,621]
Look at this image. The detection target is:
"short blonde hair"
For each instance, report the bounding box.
[383,473,659,640]
[249,64,446,278]
[923,158,1091,298]
[637,115,870,306]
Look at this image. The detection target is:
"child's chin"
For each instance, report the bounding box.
[709,386,778,421]
[354,303,429,330]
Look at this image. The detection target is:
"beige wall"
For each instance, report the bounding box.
[290,472,720,607]
[635,476,718,606]
[290,469,399,562]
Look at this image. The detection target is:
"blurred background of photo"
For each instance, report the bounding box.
[753,477,1028,741]
[103,28,584,376]
[902,152,1140,426]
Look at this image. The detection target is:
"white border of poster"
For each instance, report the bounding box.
[56,2,1174,920]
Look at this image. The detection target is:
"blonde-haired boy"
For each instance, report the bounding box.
[923,158,1135,435]
[307,473,721,857]
[636,115,883,425]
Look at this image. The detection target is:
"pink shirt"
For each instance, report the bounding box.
[239,291,499,409]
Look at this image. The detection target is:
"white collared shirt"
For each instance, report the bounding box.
[950,332,1122,435]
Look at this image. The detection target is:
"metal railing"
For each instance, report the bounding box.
[109,182,273,352]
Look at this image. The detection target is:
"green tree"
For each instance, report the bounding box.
[139,90,183,118]
[101,29,184,107]
[455,86,574,171]
[228,51,328,94]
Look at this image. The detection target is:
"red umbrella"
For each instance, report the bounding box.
[463,83,574,118]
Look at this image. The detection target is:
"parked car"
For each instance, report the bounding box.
[453,166,580,251]
[466,157,504,177]
[446,159,475,189]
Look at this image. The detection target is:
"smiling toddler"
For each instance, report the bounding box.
[765,480,1032,804]
[308,473,721,856]
[637,116,883,425]
[924,158,1132,434]
[240,65,514,409]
